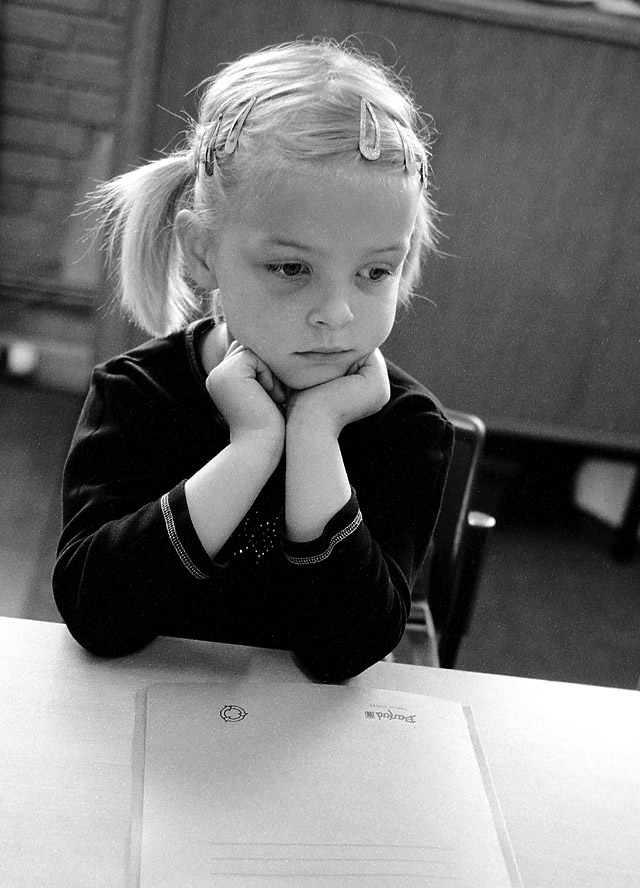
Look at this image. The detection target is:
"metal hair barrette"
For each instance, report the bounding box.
[358,98,381,161]
[198,97,257,177]
[394,119,427,187]
[202,114,223,176]
[224,97,257,155]
[359,100,427,187]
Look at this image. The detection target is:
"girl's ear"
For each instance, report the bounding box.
[176,209,218,290]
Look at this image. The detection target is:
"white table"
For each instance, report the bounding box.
[1,616,639,887]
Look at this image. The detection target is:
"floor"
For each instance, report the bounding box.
[2,381,639,689]
[456,510,640,688]
[0,382,81,624]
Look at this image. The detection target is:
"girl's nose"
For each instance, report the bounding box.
[307,287,355,329]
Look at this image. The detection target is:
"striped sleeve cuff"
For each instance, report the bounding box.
[160,482,212,580]
[282,490,363,566]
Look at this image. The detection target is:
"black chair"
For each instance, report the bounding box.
[394,410,495,669]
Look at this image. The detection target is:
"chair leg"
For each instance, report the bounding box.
[394,603,440,667]
[438,512,495,668]
[393,625,440,668]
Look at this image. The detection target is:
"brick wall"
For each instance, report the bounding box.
[0,0,135,295]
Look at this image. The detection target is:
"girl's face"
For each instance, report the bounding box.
[209,162,421,391]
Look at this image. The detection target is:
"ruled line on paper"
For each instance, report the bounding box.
[203,842,454,858]
[183,841,458,877]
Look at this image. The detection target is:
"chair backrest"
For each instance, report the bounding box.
[427,410,490,666]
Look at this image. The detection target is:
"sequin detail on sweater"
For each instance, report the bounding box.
[228,509,280,564]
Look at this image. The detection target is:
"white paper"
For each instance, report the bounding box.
[133,681,522,887]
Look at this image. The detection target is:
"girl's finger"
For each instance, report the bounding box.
[222,342,286,403]
[346,353,371,375]
[254,357,289,405]
[225,339,245,358]
[269,376,289,405]
[254,356,275,391]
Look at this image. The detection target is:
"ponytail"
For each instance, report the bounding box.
[92,153,197,336]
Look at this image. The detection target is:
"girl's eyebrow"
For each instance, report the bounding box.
[262,237,410,256]
[263,237,314,252]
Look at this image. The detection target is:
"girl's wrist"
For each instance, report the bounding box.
[286,419,340,448]
[285,403,341,441]
[231,428,284,468]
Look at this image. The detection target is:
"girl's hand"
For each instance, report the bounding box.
[287,348,390,437]
[206,341,287,446]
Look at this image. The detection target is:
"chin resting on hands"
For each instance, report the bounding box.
[287,348,390,436]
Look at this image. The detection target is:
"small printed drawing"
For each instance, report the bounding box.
[220,705,247,722]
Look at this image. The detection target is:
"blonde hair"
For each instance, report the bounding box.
[93,39,438,336]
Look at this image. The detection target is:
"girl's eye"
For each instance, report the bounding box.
[267,262,309,279]
[363,266,392,282]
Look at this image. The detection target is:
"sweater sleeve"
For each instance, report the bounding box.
[281,403,454,683]
[53,361,221,657]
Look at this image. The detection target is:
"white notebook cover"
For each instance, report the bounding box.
[129,681,522,887]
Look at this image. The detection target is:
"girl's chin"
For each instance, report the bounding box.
[279,366,349,391]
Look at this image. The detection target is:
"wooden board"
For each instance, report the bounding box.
[151,0,640,448]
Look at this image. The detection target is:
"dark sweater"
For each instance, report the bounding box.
[53,320,453,682]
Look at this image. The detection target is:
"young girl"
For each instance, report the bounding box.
[53,40,453,682]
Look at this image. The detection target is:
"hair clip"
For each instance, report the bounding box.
[392,118,427,188]
[394,120,417,177]
[202,114,223,176]
[358,98,381,161]
[224,97,257,155]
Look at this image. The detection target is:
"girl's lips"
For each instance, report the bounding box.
[295,349,353,363]
[296,348,352,355]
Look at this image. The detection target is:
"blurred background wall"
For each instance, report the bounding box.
[0,0,136,390]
